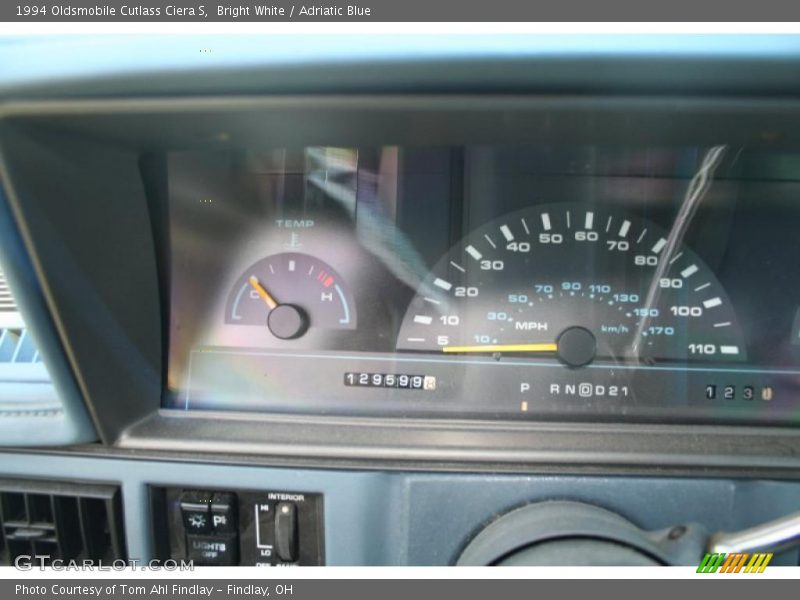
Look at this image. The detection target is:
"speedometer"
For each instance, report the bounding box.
[397,202,746,366]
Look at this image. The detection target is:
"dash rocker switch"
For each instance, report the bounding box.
[180,491,213,535]
[274,502,298,562]
[210,492,237,533]
[180,490,240,565]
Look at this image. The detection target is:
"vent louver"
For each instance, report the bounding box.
[0,268,41,364]
[0,270,17,313]
[0,329,42,364]
[0,479,126,565]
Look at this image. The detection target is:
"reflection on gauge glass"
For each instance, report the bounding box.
[225,252,356,339]
[397,202,747,365]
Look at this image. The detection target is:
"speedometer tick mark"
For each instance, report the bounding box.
[605,216,613,232]
[651,238,667,254]
[695,282,711,292]
[714,322,731,328]
[680,264,699,278]
[484,234,497,249]
[585,211,594,230]
[541,213,552,231]
[500,225,514,242]
[668,252,683,265]
[449,261,466,273]
[636,229,647,244]
[433,278,453,291]
[566,211,571,229]
[465,245,483,261]
[619,220,631,237]
[521,218,531,235]
[703,297,722,309]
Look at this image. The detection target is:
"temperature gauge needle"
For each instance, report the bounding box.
[248,276,278,310]
[442,343,558,354]
[248,274,309,340]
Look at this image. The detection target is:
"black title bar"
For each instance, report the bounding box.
[3,0,800,21]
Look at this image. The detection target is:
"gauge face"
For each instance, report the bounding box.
[225,252,356,335]
[397,203,746,364]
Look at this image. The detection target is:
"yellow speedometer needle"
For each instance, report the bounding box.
[442,343,558,354]
[248,276,278,310]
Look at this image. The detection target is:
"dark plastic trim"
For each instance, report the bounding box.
[114,409,800,474]
[0,161,96,445]
[2,95,800,471]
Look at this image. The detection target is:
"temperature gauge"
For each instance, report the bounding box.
[225,252,356,339]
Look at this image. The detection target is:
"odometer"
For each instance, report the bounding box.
[397,202,746,366]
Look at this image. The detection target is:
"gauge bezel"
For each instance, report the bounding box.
[3,93,800,475]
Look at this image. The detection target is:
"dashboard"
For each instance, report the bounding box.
[165,143,800,424]
[1,35,800,567]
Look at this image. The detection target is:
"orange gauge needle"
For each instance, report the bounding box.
[442,343,558,354]
[248,276,278,310]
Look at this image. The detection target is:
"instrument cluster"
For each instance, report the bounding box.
[164,144,800,424]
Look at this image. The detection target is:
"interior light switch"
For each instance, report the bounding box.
[274,502,298,562]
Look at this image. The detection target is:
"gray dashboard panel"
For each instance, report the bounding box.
[0,450,798,565]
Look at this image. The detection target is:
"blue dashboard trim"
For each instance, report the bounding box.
[2,35,800,98]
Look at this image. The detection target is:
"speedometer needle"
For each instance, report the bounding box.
[248,275,278,310]
[442,343,558,354]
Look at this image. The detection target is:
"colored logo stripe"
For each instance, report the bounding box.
[697,553,773,573]
[745,553,773,573]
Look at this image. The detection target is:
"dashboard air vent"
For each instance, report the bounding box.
[0,268,41,364]
[0,479,126,565]
[0,269,17,314]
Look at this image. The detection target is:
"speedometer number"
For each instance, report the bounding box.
[397,202,747,367]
